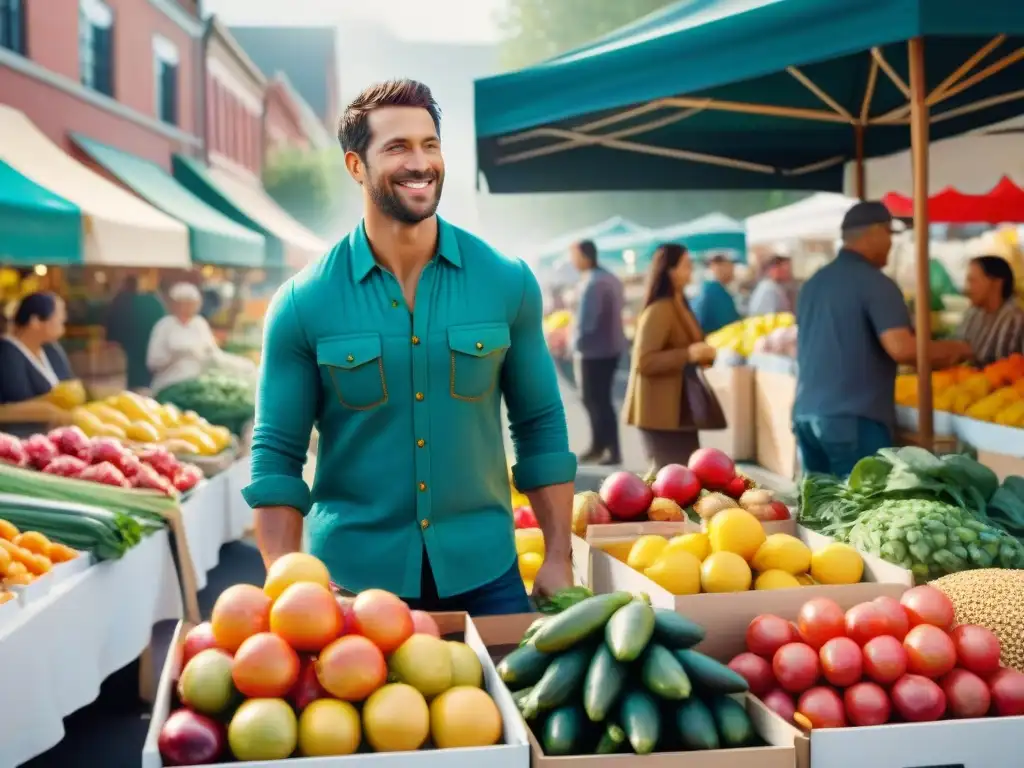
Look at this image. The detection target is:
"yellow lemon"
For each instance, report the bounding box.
[644,549,702,595]
[707,508,766,561]
[514,528,545,557]
[518,552,543,582]
[700,552,752,593]
[664,532,711,561]
[751,534,812,575]
[754,569,802,590]
[810,543,864,585]
[626,535,668,572]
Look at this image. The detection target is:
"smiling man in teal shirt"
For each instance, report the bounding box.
[243,80,577,614]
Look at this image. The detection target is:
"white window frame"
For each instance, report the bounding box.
[153,34,179,123]
[79,0,113,92]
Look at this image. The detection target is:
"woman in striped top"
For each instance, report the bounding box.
[958,255,1024,365]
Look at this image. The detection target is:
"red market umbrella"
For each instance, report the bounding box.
[884,176,1024,224]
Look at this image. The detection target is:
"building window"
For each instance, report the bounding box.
[79,0,114,96]
[153,35,179,125]
[0,0,25,54]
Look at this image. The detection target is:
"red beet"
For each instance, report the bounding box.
[650,464,702,507]
[158,709,225,765]
[687,447,736,491]
[599,471,653,520]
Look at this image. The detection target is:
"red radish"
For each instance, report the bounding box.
[723,475,748,499]
[795,687,846,729]
[900,585,955,630]
[871,595,910,640]
[773,642,820,694]
[862,635,908,684]
[819,637,863,687]
[843,682,891,726]
[950,625,1002,677]
[513,506,539,529]
[762,688,796,723]
[598,471,653,520]
[988,668,1024,716]
[903,624,957,679]
[891,674,947,721]
[47,426,92,460]
[746,614,798,659]
[0,432,27,467]
[158,709,226,766]
[941,668,991,718]
[687,448,735,491]
[410,610,440,637]
[797,597,846,650]
[651,464,702,507]
[844,602,888,646]
[764,501,791,521]
[727,652,775,697]
[41,454,88,477]
[182,622,219,667]
[78,461,130,488]
[21,434,56,469]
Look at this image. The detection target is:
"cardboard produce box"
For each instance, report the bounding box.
[142,616,530,768]
[754,369,798,480]
[700,365,756,461]
[470,612,799,768]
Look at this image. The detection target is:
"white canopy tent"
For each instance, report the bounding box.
[744,193,858,246]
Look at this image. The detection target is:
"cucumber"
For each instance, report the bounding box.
[511,685,534,715]
[641,644,692,700]
[676,698,720,750]
[583,642,629,721]
[497,644,551,690]
[595,723,626,754]
[532,592,633,652]
[652,608,706,648]
[605,599,655,662]
[619,689,661,755]
[710,695,756,747]
[520,617,548,647]
[542,704,586,756]
[523,644,592,718]
[674,649,750,693]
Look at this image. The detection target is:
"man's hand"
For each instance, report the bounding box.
[531,551,574,599]
[44,403,74,427]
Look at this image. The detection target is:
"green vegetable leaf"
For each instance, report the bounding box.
[848,456,892,492]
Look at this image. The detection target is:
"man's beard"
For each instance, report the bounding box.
[367,169,444,225]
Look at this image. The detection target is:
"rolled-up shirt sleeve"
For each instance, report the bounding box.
[502,262,577,491]
[242,283,319,514]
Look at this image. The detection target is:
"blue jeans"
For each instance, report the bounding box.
[793,417,892,478]
[405,553,531,616]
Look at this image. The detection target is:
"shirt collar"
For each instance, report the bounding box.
[350,216,463,282]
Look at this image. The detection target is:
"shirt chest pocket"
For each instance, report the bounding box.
[317,334,387,411]
[448,323,511,401]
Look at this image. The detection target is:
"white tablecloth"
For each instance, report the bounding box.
[0,530,182,767]
[179,474,228,592]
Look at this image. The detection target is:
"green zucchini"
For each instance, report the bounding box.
[519,617,547,647]
[652,608,706,648]
[511,685,534,714]
[710,695,756,747]
[497,644,551,690]
[619,689,660,755]
[531,592,632,653]
[604,599,655,662]
[595,723,626,754]
[676,698,720,750]
[641,643,692,700]
[674,650,750,694]
[582,642,629,722]
[522,644,592,718]
[541,704,586,756]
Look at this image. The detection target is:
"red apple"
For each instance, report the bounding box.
[182,622,219,666]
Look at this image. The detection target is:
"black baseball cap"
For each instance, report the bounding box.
[841,201,895,233]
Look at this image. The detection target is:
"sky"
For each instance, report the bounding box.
[203,0,505,42]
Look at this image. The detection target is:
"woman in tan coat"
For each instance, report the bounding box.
[624,244,717,467]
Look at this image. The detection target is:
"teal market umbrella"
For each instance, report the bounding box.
[535,215,651,267]
[596,212,747,267]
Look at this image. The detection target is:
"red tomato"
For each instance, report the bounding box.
[843,682,891,726]
[746,614,799,659]
[773,642,821,694]
[903,624,957,679]
[891,674,947,721]
[727,652,776,697]
[762,688,796,724]
[871,596,910,640]
[795,687,846,729]
[941,668,991,719]
[844,602,888,646]
[950,625,1002,677]
[900,585,955,630]
[819,637,863,687]
[989,667,1024,716]
[797,598,846,650]
[862,635,908,685]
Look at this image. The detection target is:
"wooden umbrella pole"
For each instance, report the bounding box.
[908,37,934,450]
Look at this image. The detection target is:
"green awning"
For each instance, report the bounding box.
[0,159,82,266]
[72,134,266,268]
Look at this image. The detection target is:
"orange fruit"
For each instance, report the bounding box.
[232,632,300,698]
[362,683,429,752]
[298,699,361,756]
[350,589,414,653]
[269,582,343,652]
[0,546,11,575]
[430,686,503,748]
[46,542,78,563]
[316,635,387,701]
[13,531,49,555]
[211,584,272,652]
[264,553,331,601]
[0,519,18,541]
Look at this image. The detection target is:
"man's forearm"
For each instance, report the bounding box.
[254,506,304,568]
[524,481,574,560]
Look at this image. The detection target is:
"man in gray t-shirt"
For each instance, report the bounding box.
[748,255,794,317]
[793,202,971,476]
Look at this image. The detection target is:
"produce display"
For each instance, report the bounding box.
[499,592,765,755]
[800,447,1024,581]
[932,570,1024,673]
[608,509,865,596]
[705,312,795,358]
[728,586,1024,727]
[0,518,81,596]
[155,373,256,438]
[895,355,1024,426]
[752,324,798,358]
[159,553,504,763]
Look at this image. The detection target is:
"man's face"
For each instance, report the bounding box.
[771,260,792,282]
[865,223,893,267]
[348,106,444,225]
[570,245,588,271]
[710,259,734,284]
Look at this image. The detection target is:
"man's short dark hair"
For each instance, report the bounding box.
[767,255,791,269]
[575,240,597,265]
[337,79,441,158]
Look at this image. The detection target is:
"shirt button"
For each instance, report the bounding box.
[415,392,424,401]
[346,354,354,362]
[411,335,420,345]
[416,439,425,448]
[420,519,430,529]
[391,299,400,308]
[418,482,427,492]
[475,341,484,350]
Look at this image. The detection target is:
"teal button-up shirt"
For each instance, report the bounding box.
[242,217,577,598]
